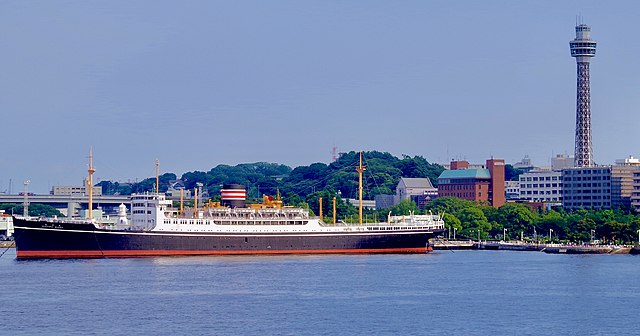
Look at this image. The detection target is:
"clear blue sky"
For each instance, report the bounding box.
[2,1,639,194]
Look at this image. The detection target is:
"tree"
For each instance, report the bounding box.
[0,203,63,217]
[424,197,475,215]
[505,164,525,181]
[456,207,492,239]
[384,199,420,217]
[442,213,462,233]
[535,209,566,241]
[497,203,535,236]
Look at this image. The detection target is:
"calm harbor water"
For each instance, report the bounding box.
[1,249,638,336]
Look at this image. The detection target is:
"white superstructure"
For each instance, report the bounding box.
[125,193,445,235]
[0,210,13,237]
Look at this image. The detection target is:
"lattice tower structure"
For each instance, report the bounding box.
[570,23,597,167]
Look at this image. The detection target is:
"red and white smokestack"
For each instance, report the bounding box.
[221,184,246,208]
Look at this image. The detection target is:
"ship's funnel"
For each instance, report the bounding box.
[221,184,246,208]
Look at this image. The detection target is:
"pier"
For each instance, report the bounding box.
[433,240,637,254]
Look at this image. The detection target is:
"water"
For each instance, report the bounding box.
[1,249,638,336]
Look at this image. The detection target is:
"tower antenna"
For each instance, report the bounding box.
[569,21,596,167]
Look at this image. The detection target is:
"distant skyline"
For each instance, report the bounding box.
[2,1,640,194]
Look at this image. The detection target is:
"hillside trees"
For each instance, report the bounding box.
[0,203,63,217]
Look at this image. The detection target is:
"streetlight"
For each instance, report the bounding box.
[503,228,507,242]
[590,229,595,244]
[637,229,640,245]
[453,227,457,240]
[549,228,553,242]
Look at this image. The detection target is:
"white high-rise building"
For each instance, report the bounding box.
[519,169,563,203]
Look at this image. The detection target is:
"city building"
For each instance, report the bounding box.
[611,165,639,209]
[505,181,520,200]
[51,183,102,196]
[394,178,437,204]
[375,177,437,210]
[441,161,485,170]
[624,157,640,211]
[374,194,395,210]
[518,169,563,204]
[165,181,192,200]
[551,154,574,171]
[631,172,640,211]
[346,199,376,210]
[615,156,640,166]
[562,167,611,210]
[437,159,505,207]
[513,156,535,172]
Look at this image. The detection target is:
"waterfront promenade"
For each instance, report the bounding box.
[434,240,640,254]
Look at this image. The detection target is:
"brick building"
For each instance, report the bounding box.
[437,159,505,207]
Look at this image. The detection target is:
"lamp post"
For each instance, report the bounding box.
[503,228,507,242]
[549,228,553,242]
[637,229,640,245]
[590,229,595,244]
[454,227,457,240]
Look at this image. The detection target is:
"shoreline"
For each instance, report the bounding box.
[434,240,640,254]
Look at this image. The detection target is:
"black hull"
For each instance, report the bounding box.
[13,218,442,259]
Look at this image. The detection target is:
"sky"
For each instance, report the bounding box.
[2,0,640,194]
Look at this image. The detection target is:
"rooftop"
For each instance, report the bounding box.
[438,169,491,180]
[398,177,434,189]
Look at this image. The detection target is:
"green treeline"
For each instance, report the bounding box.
[0,203,63,217]
[98,151,445,201]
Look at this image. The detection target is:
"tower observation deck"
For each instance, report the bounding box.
[570,23,597,167]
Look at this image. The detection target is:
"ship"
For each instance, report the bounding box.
[12,151,445,259]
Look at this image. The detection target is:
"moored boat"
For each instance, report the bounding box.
[13,152,445,259]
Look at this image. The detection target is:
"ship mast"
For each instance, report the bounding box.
[356,151,366,224]
[333,197,336,225]
[193,187,198,219]
[87,147,95,220]
[180,188,184,216]
[155,159,159,194]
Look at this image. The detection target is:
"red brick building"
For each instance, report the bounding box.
[437,159,505,207]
